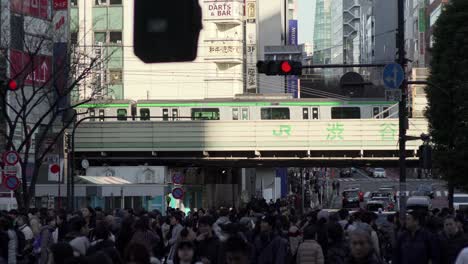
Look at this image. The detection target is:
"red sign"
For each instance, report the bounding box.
[11,0,50,20]
[53,0,68,10]
[10,49,52,86]
[50,164,60,174]
[172,174,185,185]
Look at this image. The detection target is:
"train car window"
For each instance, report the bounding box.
[191,108,220,120]
[162,109,169,121]
[331,107,361,119]
[172,109,178,120]
[373,107,380,118]
[89,109,96,122]
[99,109,105,122]
[241,108,249,120]
[232,108,239,120]
[383,106,389,118]
[261,108,290,120]
[302,108,309,120]
[140,108,150,120]
[117,109,127,121]
[312,107,319,119]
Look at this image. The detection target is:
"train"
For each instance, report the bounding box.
[74,94,398,122]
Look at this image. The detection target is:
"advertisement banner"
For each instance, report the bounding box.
[11,0,50,20]
[288,20,298,45]
[10,49,52,86]
[246,1,256,23]
[288,20,298,98]
[204,0,243,20]
[245,0,257,92]
[53,0,68,10]
[53,11,68,43]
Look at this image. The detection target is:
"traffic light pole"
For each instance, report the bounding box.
[397,0,408,224]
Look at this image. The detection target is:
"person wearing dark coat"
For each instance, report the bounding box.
[440,216,468,264]
[253,215,288,264]
[392,210,441,264]
[195,216,223,264]
[326,222,349,264]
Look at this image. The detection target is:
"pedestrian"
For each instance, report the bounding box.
[87,221,119,257]
[296,225,324,264]
[213,208,231,242]
[327,222,349,264]
[34,215,56,264]
[336,181,340,196]
[392,210,441,264]
[347,228,383,264]
[253,215,288,264]
[195,216,223,264]
[224,235,251,264]
[47,242,75,264]
[440,216,468,264]
[130,216,160,257]
[167,213,184,261]
[64,216,90,257]
[81,207,96,230]
[124,242,153,264]
[115,215,135,256]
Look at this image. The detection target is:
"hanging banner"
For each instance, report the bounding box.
[245,0,257,93]
[287,20,299,98]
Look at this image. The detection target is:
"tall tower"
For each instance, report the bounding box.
[313,0,332,64]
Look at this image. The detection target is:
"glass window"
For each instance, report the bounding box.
[302,108,309,120]
[241,108,249,120]
[312,107,319,119]
[95,0,107,5]
[140,108,150,120]
[232,108,239,120]
[108,46,123,68]
[99,109,105,122]
[94,32,107,44]
[172,109,178,120]
[71,0,78,6]
[70,8,79,32]
[383,107,389,118]
[93,7,108,30]
[110,0,122,4]
[331,107,361,119]
[191,108,220,120]
[71,32,78,45]
[109,31,122,44]
[373,107,380,118]
[454,197,468,203]
[89,109,96,122]
[109,69,122,84]
[260,108,290,120]
[117,109,127,121]
[163,109,169,121]
[108,6,123,30]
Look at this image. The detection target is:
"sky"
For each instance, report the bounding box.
[297,0,315,45]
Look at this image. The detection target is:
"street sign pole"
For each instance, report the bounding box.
[397,0,408,224]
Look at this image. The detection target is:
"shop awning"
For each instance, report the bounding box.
[76,176,132,185]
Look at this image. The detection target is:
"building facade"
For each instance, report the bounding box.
[313,0,331,64]
[71,0,252,100]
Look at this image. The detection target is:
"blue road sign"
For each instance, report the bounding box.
[4,175,19,191]
[172,187,185,200]
[383,63,405,89]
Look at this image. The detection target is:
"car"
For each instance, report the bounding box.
[342,188,363,208]
[366,200,385,212]
[407,196,432,212]
[373,168,386,178]
[369,193,396,211]
[416,184,435,199]
[453,193,468,211]
[340,168,352,178]
[365,167,375,176]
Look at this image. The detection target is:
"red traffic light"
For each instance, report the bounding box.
[7,80,18,91]
[281,61,292,74]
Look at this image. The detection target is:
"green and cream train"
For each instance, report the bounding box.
[74,95,398,122]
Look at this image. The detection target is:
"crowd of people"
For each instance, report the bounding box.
[2,199,468,264]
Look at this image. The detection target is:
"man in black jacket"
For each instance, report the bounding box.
[195,216,223,264]
[440,216,468,264]
[392,210,441,264]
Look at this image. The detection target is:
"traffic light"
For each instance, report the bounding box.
[418,145,432,169]
[1,79,18,92]
[256,60,302,76]
[133,0,202,63]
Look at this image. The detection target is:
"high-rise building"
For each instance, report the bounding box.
[71,0,252,100]
[313,0,331,64]
[330,0,361,65]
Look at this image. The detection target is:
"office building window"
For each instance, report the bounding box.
[71,0,78,6]
[110,0,122,5]
[95,0,107,5]
[94,32,107,44]
[109,31,122,44]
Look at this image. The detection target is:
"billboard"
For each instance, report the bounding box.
[11,0,50,20]
[204,0,243,20]
[288,20,299,98]
[10,49,52,86]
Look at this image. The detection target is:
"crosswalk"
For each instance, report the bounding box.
[362,190,449,198]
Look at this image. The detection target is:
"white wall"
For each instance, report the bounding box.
[86,166,167,184]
